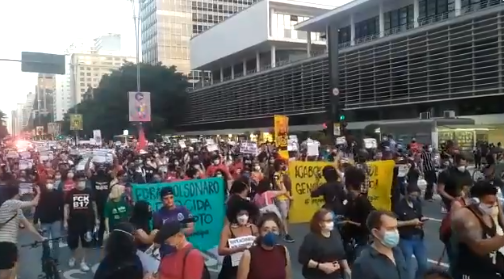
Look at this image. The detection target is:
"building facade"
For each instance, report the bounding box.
[54,60,72,122]
[70,53,135,104]
[189,0,334,87]
[139,0,258,74]
[178,0,504,134]
[35,74,56,121]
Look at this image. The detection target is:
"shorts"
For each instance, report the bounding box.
[277,200,290,219]
[67,223,92,250]
[0,242,18,270]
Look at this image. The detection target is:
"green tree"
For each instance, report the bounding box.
[0,110,9,139]
[62,62,189,139]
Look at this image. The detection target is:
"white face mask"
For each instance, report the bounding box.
[254,166,261,171]
[324,222,334,231]
[67,173,74,179]
[46,183,54,190]
[77,181,86,189]
[213,160,220,165]
[216,174,223,177]
[237,214,249,224]
[457,166,466,172]
[428,147,433,152]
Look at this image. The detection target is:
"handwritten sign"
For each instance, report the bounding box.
[228,235,256,266]
[131,177,225,252]
[289,161,329,223]
[367,160,395,211]
[289,160,396,223]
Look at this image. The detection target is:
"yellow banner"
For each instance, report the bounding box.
[288,160,395,223]
[69,114,83,131]
[274,115,289,159]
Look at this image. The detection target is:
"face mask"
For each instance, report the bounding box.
[261,232,279,247]
[324,221,334,231]
[379,229,400,248]
[254,166,261,171]
[216,174,223,178]
[428,147,433,152]
[457,166,466,172]
[480,204,498,216]
[67,173,74,179]
[55,176,61,180]
[213,160,220,165]
[46,183,54,190]
[77,181,87,190]
[237,214,249,224]
[174,162,179,166]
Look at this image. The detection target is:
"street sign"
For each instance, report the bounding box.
[69,114,83,131]
[21,52,65,75]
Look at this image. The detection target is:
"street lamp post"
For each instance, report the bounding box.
[130,0,142,94]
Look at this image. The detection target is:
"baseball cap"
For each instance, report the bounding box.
[154,220,182,244]
[160,187,174,198]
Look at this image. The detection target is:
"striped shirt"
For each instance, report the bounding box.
[421,151,435,171]
[0,200,28,243]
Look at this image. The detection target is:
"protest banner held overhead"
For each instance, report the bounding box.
[288,160,395,223]
[274,115,289,160]
[69,114,83,131]
[129,91,151,122]
[131,177,225,252]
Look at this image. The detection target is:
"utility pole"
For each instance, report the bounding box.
[327,24,341,145]
[130,0,143,133]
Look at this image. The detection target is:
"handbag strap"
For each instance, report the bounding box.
[0,213,18,230]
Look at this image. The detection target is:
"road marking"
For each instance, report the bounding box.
[428,258,449,268]
[425,216,442,222]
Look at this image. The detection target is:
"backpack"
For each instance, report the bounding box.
[182,248,211,279]
[439,197,465,243]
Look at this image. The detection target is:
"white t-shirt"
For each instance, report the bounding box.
[0,200,28,243]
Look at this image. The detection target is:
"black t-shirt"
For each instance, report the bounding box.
[310,181,346,214]
[65,188,95,225]
[299,231,347,279]
[91,174,113,203]
[342,194,374,240]
[438,167,473,206]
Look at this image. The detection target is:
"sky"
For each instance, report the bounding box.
[0,0,137,130]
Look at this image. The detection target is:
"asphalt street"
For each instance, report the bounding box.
[16,199,448,279]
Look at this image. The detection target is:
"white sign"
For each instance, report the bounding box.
[364,138,378,149]
[397,164,410,177]
[240,142,258,155]
[93,130,102,146]
[123,130,129,136]
[228,235,256,266]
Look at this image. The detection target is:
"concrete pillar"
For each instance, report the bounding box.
[220,67,224,82]
[231,66,234,79]
[210,71,214,85]
[243,59,247,76]
[379,1,385,37]
[414,0,420,27]
[350,13,355,46]
[307,31,312,57]
[455,0,461,16]
[256,51,260,71]
[270,8,275,36]
[271,45,276,68]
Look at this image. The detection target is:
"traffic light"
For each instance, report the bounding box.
[339,114,346,121]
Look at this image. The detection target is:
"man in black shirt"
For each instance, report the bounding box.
[85,158,113,247]
[311,166,346,215]
[341,167,374,263]
[64,175,98,272]
[437,154,473,211]
[394,185,429,279]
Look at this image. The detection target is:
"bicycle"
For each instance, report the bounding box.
[21,236,65,279]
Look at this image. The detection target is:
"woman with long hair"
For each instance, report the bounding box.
[94,222,143,279]
[129,201,157,252]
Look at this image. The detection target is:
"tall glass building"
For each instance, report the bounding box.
[140,0,257,74]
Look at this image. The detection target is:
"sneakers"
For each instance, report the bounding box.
[283,234,295,243]
[80,262,90,272]
[68,257,76,268]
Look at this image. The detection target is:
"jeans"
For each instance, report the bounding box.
[399,236,428,279]
[40,221,62,261]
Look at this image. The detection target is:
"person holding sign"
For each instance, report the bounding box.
[153,187,194,258]
[218,198,258,279]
